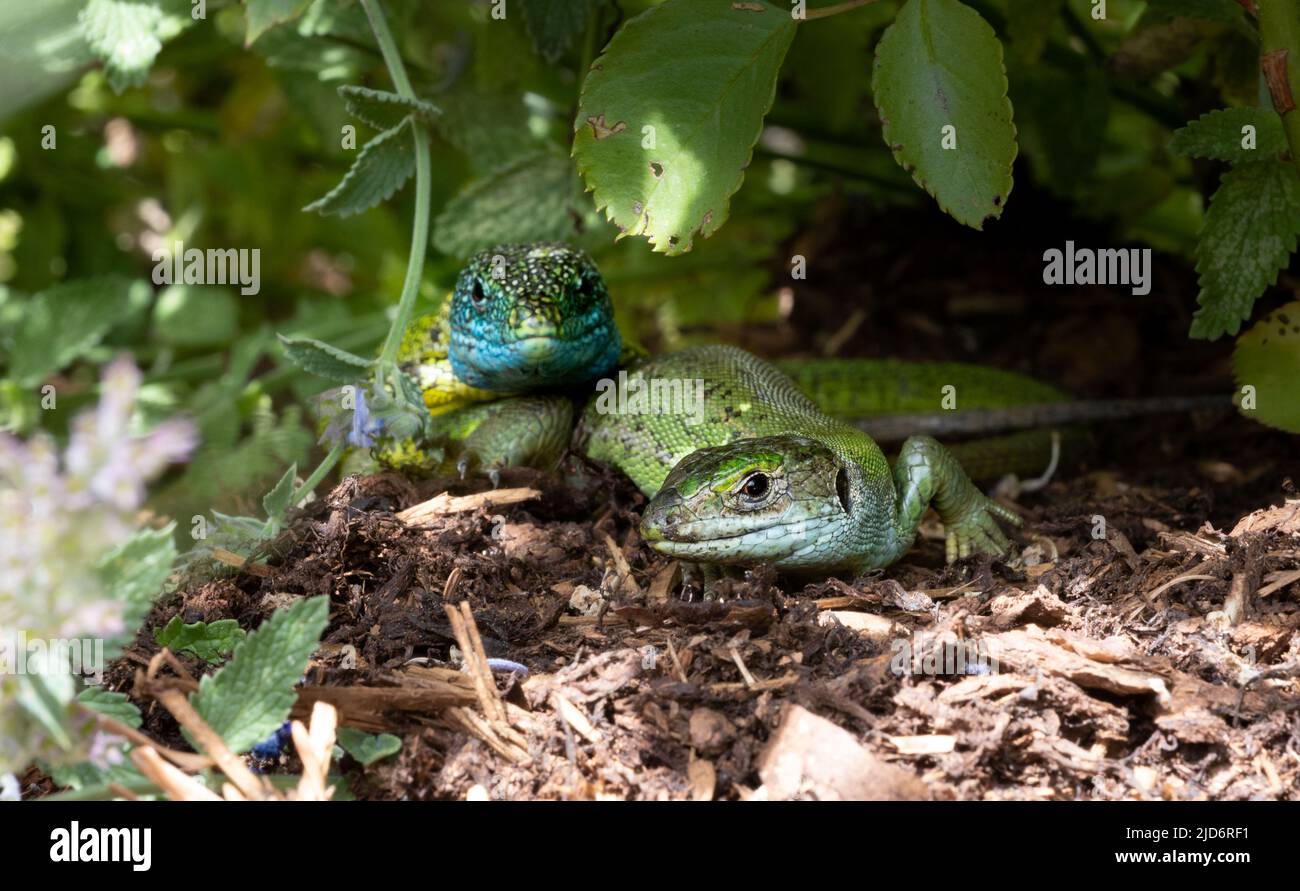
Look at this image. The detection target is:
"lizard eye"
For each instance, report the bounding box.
[739,472,770,501]
[470,279,488,308]
[575,274,600,302]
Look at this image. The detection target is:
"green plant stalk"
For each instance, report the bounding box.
[1259,0,1300,177]
[291,440,346,510]
[275,0,432,516]
[362,0,433,381]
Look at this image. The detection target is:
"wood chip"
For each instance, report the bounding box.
[756,705,931,800]
[888,734,957,756]
[397,487,540,524]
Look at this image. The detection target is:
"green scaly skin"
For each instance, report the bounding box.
[576,345,1020,573]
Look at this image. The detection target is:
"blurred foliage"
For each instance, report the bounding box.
[0,0,1297,551]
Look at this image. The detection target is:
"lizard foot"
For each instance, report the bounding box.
[943,496,1022,563]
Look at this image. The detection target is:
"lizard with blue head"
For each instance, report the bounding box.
[447,242,623,391]
[375,242,625,477]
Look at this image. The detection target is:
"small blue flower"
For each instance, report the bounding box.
[250,721,294,759]
[347,388,385,448]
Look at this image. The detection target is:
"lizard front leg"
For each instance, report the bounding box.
[891,436,1022,563]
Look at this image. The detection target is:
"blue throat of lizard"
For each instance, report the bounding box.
[447,242,622,392]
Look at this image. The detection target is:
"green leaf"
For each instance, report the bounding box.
[1191,161,1300,339]
[521,0,592,61]
[262,462,298,525]
[96,525,177,657]
[45,759,150,793]
[573,0,796,254]
[337,727,402,766]
[9,276,139,386]
[192,596,329,754]
[15,674,76,749]
[152,284,240,347]
[436,89,539,175]
[1170,107,1289,166]
[303,119,415,217]
[338,85,441,131]
[873,0,1017,229]
[78,0,187,93]
[76,687,143,729]
[1233,301,1300,432]
[154,616,247,663]
[433,152,602,257]
[277,333,373,382]
[244,0,312,44]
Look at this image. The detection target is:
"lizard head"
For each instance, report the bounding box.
[640,435,857,569]
[448,243,621,391]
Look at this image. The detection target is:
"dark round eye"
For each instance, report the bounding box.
[741,472,770,500]
[575,274,599,300]
[470,279,488,307]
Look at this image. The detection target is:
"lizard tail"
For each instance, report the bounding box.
[856,394,1233,442]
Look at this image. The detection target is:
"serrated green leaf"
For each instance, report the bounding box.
[79,0,186,93]
[337,726,402,765]
[521,0,592,62]
[277,333,373,382]
[9,276,139,386]
[262,462,298,524]
[76,687,143,729]
[96,525,177,657]
[304,119,415,217]
[338,85,441,131]
[872,0,1017,229]
[434,152,601,257]
[192,596,328,754]
[154,616,247,663]
[1191,161,1300,339]
[1233,301,1300,432]
[244,0,312,44]
[1170,107,1288,165]
[573,0,796,254]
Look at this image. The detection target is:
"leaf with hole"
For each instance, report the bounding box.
[573,0,796,254]
[1233,301,1300,432]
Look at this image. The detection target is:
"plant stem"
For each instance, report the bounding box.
[1259,0,1300,177]
[362,0,434,379]
[803,0,878,22]
[292,440,346,509]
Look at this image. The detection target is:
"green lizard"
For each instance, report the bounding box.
[379,242,1229,576]
[376,243,1066,572]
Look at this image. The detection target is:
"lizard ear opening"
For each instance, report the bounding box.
[835,465,851,515]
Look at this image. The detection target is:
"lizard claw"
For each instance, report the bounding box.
[944,495,1022,563]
